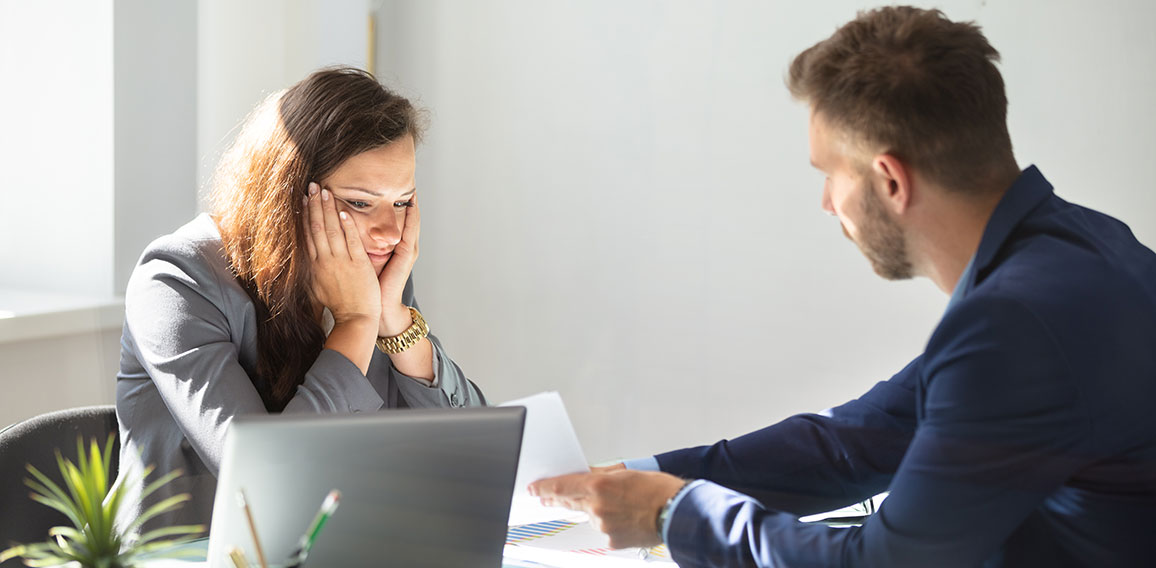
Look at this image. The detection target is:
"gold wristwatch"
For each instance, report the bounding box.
[375,307,429,354]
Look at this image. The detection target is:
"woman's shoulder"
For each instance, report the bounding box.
[128,213,239,297]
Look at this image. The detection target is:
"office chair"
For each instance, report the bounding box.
[0,405,119,565]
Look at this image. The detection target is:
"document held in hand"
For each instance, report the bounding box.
[501,391,591,525]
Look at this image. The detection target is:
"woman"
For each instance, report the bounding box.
[114,67,486,532]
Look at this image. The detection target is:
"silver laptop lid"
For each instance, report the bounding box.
[206,406,525,568]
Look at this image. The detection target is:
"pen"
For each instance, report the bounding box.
[227,546,251,568]
[237,489,269,568]
[286,489,342,568]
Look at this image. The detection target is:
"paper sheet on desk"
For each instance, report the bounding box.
[505,518,675,566]
[501,392,591,525]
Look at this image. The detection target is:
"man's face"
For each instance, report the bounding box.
[808,112,913,280]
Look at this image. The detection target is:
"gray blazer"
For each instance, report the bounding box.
[114,214,485,533]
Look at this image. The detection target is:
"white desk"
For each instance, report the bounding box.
[142,538,674,567]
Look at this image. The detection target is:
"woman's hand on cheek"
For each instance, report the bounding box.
[378,195,420,336]
[303,182,382,325]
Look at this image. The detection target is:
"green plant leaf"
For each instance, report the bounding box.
[47,526,85,542]
[138,468,182,503]
[25,464,82,525]
[6,436,197,568]
[103,457,130,513]
[58,452,94,522]
[135,524,206,547]
[126,494,192,534]
[85,438,110,545]
[16,539,77,566]
[130,533,208,558]
[27,491,83,528]
[0,544,29,562]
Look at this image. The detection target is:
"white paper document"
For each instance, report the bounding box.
[501,391,591,525]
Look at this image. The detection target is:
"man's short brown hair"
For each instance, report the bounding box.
[788,6,1015,192]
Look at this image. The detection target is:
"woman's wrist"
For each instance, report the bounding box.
[379,303,413,337]
[324,314,380,375]
[332,312,380,328]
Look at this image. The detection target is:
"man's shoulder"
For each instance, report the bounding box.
[978,194,1156,312]
[923,192,1156,389]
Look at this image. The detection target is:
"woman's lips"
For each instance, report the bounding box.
[367,251,392,263]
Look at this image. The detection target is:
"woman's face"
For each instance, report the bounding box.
[320,135,417,275]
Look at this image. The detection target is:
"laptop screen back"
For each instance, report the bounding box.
[206,406,525,567]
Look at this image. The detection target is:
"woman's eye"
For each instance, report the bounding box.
[394,200,414,209]
[341,198,371,210]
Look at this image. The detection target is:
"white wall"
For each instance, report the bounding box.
[0,0,198,427]
[114,0,199,293]
[0,0,115,297]
[0,0,198,298]
[375,0,1156,462]
[0,329,121,427]
[197,0,371,203]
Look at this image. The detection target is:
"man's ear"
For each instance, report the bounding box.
[872,154,913,215]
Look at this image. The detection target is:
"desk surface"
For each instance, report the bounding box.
[142,539,669,567]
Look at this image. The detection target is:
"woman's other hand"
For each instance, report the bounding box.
[378,194,420,336]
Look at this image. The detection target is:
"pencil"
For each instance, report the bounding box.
[237,489,268,568]
[287,489,342,568]
[227,546,251,568]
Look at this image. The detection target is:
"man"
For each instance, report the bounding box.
[530,6,1156,567]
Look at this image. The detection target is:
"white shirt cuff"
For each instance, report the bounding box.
[622,456,660,471]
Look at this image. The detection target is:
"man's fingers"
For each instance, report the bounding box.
[591,463,626,474]
[538,495,571,509]
[528,473,592,500]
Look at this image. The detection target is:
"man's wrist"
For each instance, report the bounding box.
[657,479,705,545]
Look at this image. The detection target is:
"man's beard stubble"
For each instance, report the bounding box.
[851,185,914,280]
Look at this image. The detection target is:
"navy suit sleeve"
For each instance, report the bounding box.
[663,297,1086,567]
[655,359,919,516]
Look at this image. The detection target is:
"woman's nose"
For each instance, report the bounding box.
[368,212,402,246]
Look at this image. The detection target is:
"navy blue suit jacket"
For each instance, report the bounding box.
[657,167,1156,567]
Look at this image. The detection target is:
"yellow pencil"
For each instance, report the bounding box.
[227,546,251,568]
[237,489,268,568]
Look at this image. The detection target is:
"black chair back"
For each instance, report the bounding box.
[0,405,119,566]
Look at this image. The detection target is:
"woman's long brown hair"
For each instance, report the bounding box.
[209,67,425,411]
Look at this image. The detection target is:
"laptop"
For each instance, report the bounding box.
[205,406,525,567]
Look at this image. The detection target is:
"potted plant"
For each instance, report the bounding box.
[0,436,204,568]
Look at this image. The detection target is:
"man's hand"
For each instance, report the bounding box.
[529,470,686,549]
[591,462,626,474]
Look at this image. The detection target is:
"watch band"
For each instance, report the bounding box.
[375,307,429,354]
[656,481,690,543]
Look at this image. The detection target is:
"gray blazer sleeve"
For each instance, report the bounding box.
[389,277,488,408]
